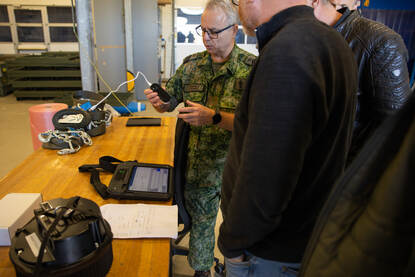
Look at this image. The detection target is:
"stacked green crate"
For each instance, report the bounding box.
[6,52,82,99]
[0,55,19,96]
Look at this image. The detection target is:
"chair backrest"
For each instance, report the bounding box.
[173,118,191,243]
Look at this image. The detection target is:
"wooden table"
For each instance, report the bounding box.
[0,116,176,277]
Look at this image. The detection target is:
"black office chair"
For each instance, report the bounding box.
[170,118,225,276]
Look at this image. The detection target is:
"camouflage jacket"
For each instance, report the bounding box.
[166,45,256,188]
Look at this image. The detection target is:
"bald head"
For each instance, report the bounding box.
[331,0,360,10]
[307,0,342,26]
[238,0,308,36]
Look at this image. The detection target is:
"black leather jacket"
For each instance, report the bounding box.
[334,9,411,162]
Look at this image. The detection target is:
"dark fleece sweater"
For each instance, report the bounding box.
[218,6,358,262]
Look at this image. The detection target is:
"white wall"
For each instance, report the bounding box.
[0,44,15,54]
[176,0,207,8]
[1,0,71,6]
[49,42,78,52]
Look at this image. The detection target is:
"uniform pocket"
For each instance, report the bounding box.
[184,91,205,104]
[183,83,205,104]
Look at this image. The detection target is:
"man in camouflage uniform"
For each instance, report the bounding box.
[144,0,255,276]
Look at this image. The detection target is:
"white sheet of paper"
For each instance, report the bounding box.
[100,204,178,239]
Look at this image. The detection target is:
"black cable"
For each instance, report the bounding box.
[71,0,77,38]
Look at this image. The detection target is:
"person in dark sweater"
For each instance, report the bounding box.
[218,0,358,276]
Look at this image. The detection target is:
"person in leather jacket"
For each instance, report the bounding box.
[309,0,412,163]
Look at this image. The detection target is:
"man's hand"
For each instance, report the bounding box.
[177,100,215,126]
[143,88,169,113]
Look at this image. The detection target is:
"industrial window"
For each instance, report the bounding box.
[176,8,202,44]
[14,9,42,23]
[177,9,201,25]
[0,5,9,22]
[47,7,74,23]
[50,27,76,42]
[17,27,44,42]
[247,35,257,45]
[0,26,12,42]
[236,29,244,44]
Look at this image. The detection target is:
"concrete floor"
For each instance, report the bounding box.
[0,93,224,277]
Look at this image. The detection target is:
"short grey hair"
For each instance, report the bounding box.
[205,0,239,25]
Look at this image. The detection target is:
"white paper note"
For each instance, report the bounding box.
[100,204,178,239]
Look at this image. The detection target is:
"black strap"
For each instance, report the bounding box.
[89,110,106,121]
[89,170,110,199]
[42,136,83,150]
[98,156,123,171]
[79,156,125,199]
[87,122,106,137]
[88,110,107,137]
[52,108,106,137]
[52,108,92,130]
[34,196,81,277]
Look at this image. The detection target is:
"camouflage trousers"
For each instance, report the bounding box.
[184,185,221,271]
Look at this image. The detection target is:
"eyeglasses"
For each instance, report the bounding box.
[195,24,235,39]
[232,0,239,6]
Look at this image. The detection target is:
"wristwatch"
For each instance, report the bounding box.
[212,110,222,125]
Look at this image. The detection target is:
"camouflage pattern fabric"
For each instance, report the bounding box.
[166,45,255,188]
[184,186,221,271]
[166,45,256,270]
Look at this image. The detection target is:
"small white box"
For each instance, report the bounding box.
[0,193,42,246]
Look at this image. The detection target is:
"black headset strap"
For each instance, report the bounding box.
[98,156,123,172]
[79,156,125,199]
[89,169,110,199]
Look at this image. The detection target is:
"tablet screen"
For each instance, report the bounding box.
[128,166,169,193]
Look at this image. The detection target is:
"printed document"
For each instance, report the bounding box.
[100,204,178,239]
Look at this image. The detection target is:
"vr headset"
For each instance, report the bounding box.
[9,196,113,277]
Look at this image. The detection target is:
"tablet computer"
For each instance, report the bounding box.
[126,117,161,127]
[107,161,172,201]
